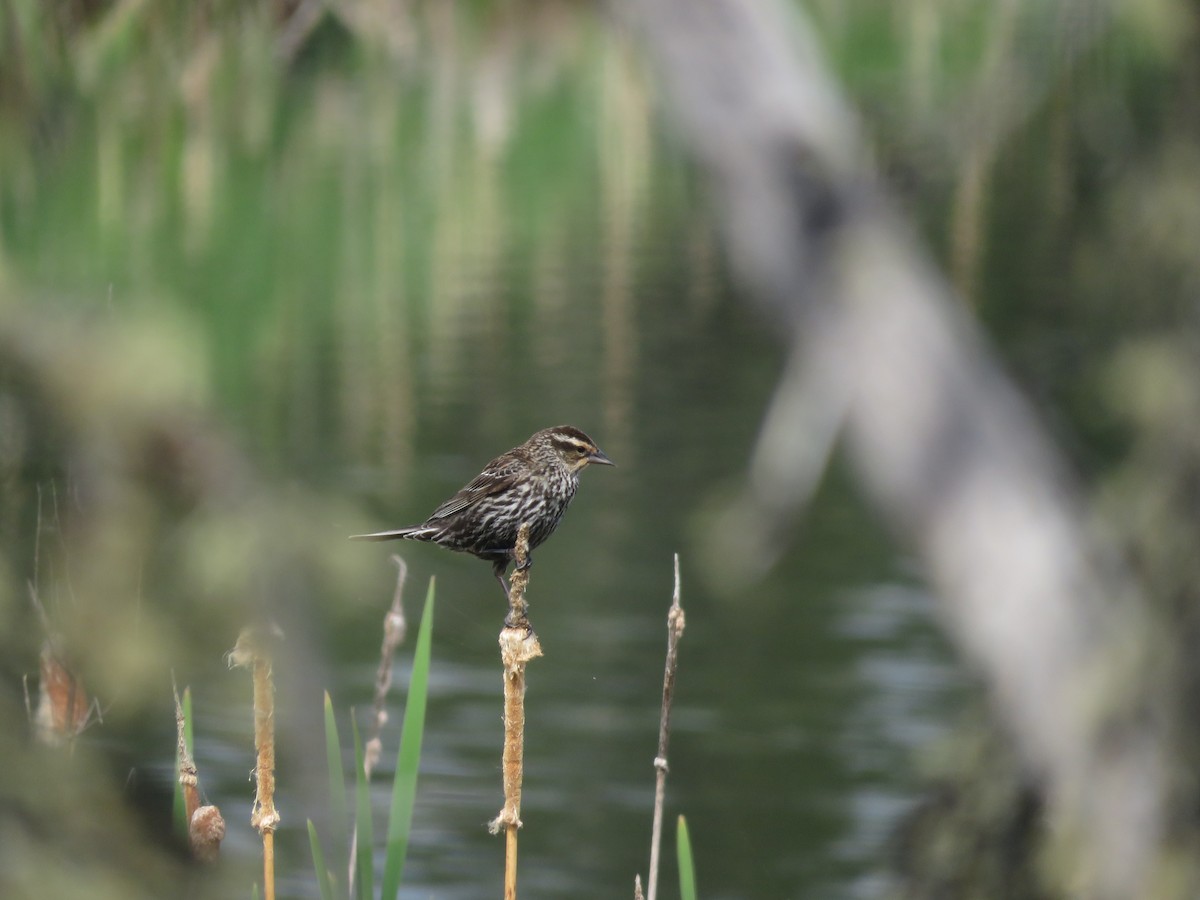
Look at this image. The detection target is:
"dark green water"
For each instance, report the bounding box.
[8,2,1199,897]
[0,7,971,897]
[181,264,962,898]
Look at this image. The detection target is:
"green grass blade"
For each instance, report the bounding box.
[308,819,337,900]
[380,577,435,900]
[677,815,698,900]
[351,713,375,900]
[323,691,349,873]
[172,686,193,838]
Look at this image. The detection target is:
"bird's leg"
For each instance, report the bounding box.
[492,559,511,600]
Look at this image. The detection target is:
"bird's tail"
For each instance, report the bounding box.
[349,526,436,542]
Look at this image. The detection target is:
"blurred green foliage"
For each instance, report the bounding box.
[2,0,1200,896]
[0,2,678,894]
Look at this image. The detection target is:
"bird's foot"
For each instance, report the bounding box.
[503,609,534,633]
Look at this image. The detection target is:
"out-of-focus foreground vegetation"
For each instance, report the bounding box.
[2,0,1200,896]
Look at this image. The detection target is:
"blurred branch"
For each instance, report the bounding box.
[613,0,1163,895]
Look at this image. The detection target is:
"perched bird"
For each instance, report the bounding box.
[351,426,614,597]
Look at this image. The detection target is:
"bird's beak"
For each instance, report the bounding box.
[588,448,615,467]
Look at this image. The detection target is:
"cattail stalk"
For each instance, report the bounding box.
[230,626,283,900]
[349,555,410,894]
[488,524,542,900]
[645,555,685,900]
[172,676,225,862]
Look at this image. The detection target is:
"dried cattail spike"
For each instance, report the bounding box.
[190,805,226,863]
[34,643,94,745]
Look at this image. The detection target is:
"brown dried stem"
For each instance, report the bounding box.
[175,681,226,868]
[488,524,543,900]
[349,555,409,895]
[173,677,226,865]
[504,523,534,629]
[229,624,283,900]
[645,554,685,900]
[365,555,409,775]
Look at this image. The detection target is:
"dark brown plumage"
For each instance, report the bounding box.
[351,426,614,597]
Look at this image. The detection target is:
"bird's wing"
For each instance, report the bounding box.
[427,457,522,520]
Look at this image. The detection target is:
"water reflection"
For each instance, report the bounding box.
[2,4,970,896]
[187,411,961,900]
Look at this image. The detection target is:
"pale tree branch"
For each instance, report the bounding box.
[611,0,1163,895]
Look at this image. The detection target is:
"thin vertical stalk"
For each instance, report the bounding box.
[172,677,226,862]
[230,625,283,900]
[350,556,409,894]
[380,578,435,900]
[646,555,685,900]
[488,524,542,900]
